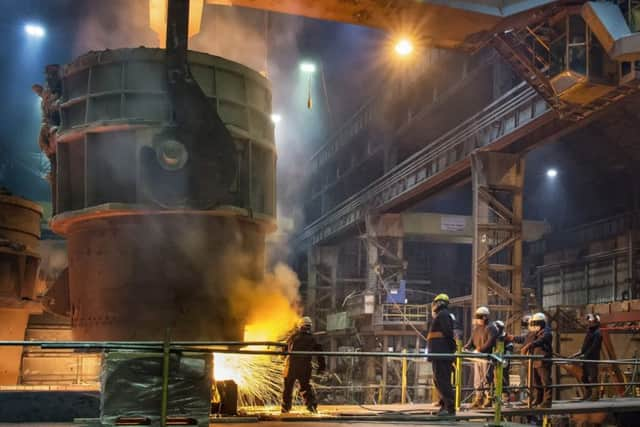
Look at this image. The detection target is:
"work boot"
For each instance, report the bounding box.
[538,400,552,408]
[436,408,455,417]
[590,393,599,402]
[481,394,493,408]
[307,405,318,414]
[580,390,591,401]
[470,393,483,409]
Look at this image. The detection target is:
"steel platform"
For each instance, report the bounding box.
[3,398,640,426]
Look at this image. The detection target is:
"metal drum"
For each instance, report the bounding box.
[51,48,276,341]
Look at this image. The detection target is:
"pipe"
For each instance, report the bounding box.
[401,349,408,404]
[491,339,505,427]
[455,339,463,411]
[160,330,171,427]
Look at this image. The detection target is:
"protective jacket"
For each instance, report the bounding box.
[580,326,602,360]
[516,326,553,367]
[284,329,326,377]
[427,307,456,356]
[465,322,498,353]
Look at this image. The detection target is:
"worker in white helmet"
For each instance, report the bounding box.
[281,316,326,414]
[463,306,498,408]
[512,312,553,408]
[571,313,602,401]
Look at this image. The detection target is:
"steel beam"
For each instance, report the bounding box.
[295,82,551,249]
[471,151,524,332]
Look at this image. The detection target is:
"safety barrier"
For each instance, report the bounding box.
[2,339,640,426]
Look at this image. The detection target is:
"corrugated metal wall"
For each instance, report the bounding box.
[542,252,634,308]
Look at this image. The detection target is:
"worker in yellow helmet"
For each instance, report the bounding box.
[426,293,456,416]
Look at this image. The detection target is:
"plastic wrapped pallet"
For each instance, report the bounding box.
[100,351,212,426]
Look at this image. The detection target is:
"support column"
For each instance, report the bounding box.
[306,245,317,324]
[471,152,524,333]
[366,239,379,292]
[329,337,338,373]
[306,245,338,332]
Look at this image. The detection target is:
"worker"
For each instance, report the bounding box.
[434,311,462,412]
[281,316,326,414]
[464,306,498,408]
[513,312,553,408]
[571,313,602,401]
[426,293,456,416]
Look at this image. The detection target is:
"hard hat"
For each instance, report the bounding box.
[528,312,546,331]
[531,312,546,322]
[475,306,490,316]
[586,313,600,323]
[300,316,313,328]
[433,293,450,304]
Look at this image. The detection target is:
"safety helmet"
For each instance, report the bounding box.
[528,312,546,332]
[299,316,313,329]
[586,313,600,324]
[433,294,450,304]
[431,293,450,314]
[475,306,490,317]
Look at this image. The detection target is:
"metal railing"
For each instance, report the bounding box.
[295,81,551,248]
[374,304,429,326]
[2,339,640,425]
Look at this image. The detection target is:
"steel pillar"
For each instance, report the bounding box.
[305,245,338,331]
[471,151,524,332]
[305,246,317,324]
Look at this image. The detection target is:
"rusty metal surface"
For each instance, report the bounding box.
[200,0,553,49]
[0,193,42,251]
[53,48,275,222]
[67,215,264,341]
[0,309,32,385]
[0,192,43,307]
[44,45,276,342]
